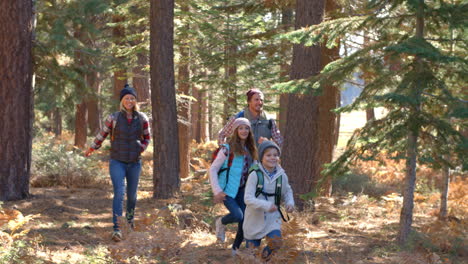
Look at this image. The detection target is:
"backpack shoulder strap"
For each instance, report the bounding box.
[111,112,120,141]
[236,110,245,118]
[252,166,264,198]
[274,175,282,206]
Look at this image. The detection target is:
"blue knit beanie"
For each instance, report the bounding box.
[120,84,137,101]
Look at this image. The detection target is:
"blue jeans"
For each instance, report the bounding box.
[109,159,142,231]
[246,229,282,258]
[222,188,246,250]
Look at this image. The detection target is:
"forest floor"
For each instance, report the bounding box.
[1,111,466,264]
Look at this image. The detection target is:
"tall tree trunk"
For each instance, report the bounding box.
[73,30,88,148]
[283,0,325,209]
[191,86,201,142]
[439,165,450,220]
[366,108,375,122]
[200,89,210,142]
[208,90,214,140]
[223,43,238,121]
[133,53,150,102]
[150,0,179,198]
[0,0,33,201]
[177,2,191,179]
[53,108,62,137]
[113,14,127,101]
[278,7,293,133]
[74,100,88,148]
[86,71,101,135]
[398,0,424,245]
[318,0,340,196]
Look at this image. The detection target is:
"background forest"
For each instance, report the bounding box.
[0,0,466,263]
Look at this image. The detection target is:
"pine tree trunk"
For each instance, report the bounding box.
[439,166,450,220]
[366,108,375,122]
[0,0,33,201]
[283,0,325,209]
[278,7,293,133]
[208,91,214,140]
[74,100,88,148]
[53,108,62,137]
[318,0,340,196]
[200,89,210,142]
[113,14,127,101]
[150,0,179,198]
[177,4,191,179]
[223,43,237,121]
[132,53,150,102]
[191,86,201,142]
[86,71,101,135]
[398,0,424,245]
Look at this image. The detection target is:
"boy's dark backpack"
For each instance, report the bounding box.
[211,144,235,190]
[248,164,289,222]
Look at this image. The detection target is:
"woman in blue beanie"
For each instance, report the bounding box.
[85,84,151,242]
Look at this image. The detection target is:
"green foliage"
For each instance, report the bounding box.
[31,134,106,188]
[274,0,467,178]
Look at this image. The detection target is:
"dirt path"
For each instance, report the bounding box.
[4,176,413,264]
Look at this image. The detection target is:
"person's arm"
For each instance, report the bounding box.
[270,120,283,148]
[209,147,228,196]
[244,171,274,211]
[85,114,114,156]
[217,116,236,145]
[139,113,151,152]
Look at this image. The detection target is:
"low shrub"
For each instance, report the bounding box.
[31,133,108,188]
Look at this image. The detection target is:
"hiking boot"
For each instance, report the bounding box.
[111,230,122,242]
[231,248,237,257]
[215,217,225,242]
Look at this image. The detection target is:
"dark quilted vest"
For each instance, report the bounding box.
[110,111,143,163]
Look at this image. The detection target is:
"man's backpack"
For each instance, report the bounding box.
[236,110,273,129]
[212,144,235,190]
[248,164,289,222]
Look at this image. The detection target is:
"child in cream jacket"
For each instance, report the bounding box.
[243,140,294,258]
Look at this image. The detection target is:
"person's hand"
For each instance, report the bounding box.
[213,192,226,204]
[285,204,294,213]
[84,148,94,157]
[258,137,268,145]
[267,204,277,212]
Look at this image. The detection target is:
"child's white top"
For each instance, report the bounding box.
[243,163,294,240]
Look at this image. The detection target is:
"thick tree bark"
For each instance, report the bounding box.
[177,3,191,179]
[132,53,150,102]
[150,0,179,198]
[283,0,325,209]
[398,0,424,245]
[0,0,34,201]
[318,0,340,196]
